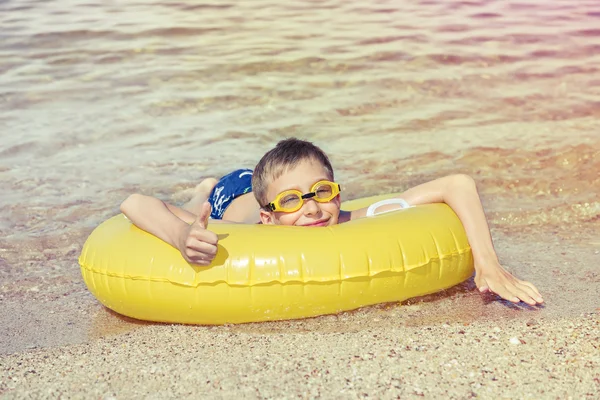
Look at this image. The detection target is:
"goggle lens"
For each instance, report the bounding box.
[279,194,302,210]
[314,183,334,199]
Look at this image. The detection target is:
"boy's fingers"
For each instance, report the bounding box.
[518,282,544,303]
[497,281,539,305]
[188,225,218,246]
[185,253,211,266]
[512,286,536,305]
[479,275,543,305]
[522,281,543,301]
[197,201,211,229]
[184,248,215,264]
[489,283,520,303]
[186,239,218,256]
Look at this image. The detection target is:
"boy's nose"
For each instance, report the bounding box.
[302,198,320,216]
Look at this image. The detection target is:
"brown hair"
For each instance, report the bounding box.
[252,138,334,207]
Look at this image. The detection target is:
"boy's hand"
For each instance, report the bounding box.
[474,260,544,306]
[179,201,218,266]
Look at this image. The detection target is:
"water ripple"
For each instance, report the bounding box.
[0,0,598,242]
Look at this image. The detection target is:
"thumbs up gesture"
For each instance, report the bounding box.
[179,201,218,265]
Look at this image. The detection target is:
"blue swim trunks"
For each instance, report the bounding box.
[208,168,253,219]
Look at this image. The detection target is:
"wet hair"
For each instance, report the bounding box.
[252,138,334,208]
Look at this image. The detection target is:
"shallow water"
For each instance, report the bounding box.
[1,0,599,353]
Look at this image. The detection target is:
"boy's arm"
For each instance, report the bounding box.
[120,194,219,266]
[353,174,543,305]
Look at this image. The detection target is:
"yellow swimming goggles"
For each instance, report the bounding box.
[264,180,341,213]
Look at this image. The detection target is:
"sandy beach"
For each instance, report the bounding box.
[2,314,598,399]
[2,230,598,398]
[1,0,599,397]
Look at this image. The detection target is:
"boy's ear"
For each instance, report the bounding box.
[259,209,275,225]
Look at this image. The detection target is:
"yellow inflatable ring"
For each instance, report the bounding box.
[79,194,474,324]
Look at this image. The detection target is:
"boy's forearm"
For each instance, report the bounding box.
[442,175,499,269]
[394,175,498,270]
[120,194,189,250]
[398,175,542,304]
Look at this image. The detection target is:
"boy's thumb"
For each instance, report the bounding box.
[197,201,211,229]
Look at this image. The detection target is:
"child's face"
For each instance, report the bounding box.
[259,159,341,227]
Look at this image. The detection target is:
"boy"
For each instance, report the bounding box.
[121,138,543,306]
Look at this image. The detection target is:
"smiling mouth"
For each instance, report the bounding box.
[301,219,329,227]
